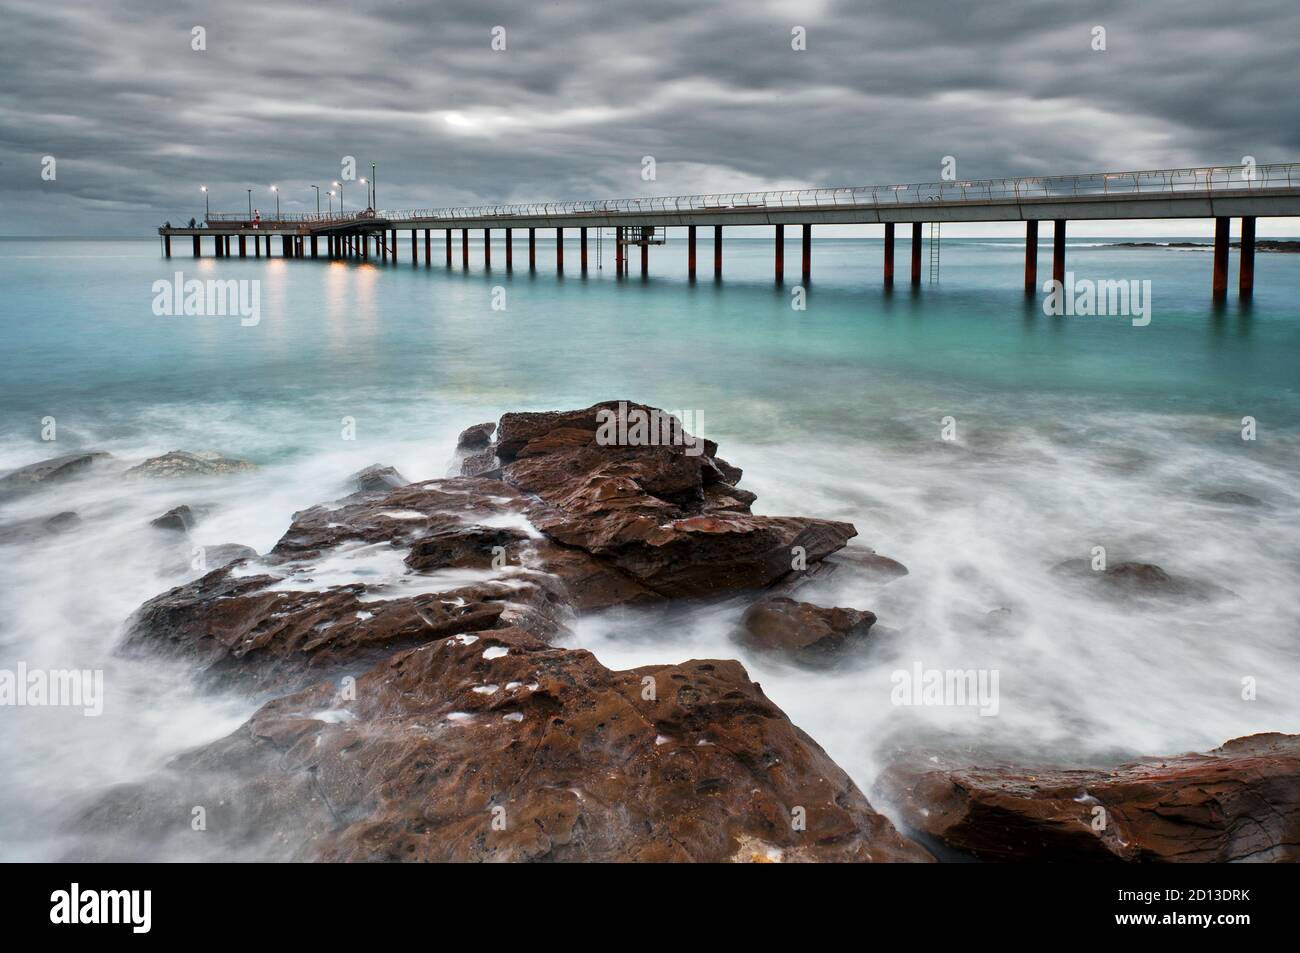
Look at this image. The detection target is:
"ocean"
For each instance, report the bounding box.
[2,234,1298,860]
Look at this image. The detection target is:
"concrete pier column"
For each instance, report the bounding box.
[1212,216,1230,299]
[801,224,812,284]
[911,223,922,286]
[1053,219,1066,284]
[445,229,452,266]
[581,227,588,273]
[362,235,369,261]
[484,229,492,268]
[1024,221,1038,293]
[255,235,262,258]
[391,230,398,260]
[424,229,431,266]
[411,230,417,265]
[282,236,292,257]
[212,235,221,257]
[164,234,172,258]
[381,231,388,262]
[883,222,895,288]
[774,224,784,283]
[238,235,247,258]
[557,228,564,272]
[639,227,648,276]
[615,227,624,276]
[310,235,317,259]
[688,225,697,280]
[506,228,513,270]
[529,228,536,271]
[713,225,722,278]
[1240,216,1256,298]
[462,228,469,268]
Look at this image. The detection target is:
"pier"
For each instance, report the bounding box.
[160,163,1300,299]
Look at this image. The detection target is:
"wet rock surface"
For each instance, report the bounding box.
[349,464,409,494]
[1052,558,1233,601]
[737,596,877,655]
[877,733,1300,862]
[93,403,927,862]
[0,452,111,496]
[0,510,81,545]
[150,505,197,533]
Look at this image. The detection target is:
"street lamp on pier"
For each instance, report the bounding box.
[371,163,377,209]
[200,185,209,222]
[327,190,335,215]
[271,185,279,218]
[246,189,252,218]
[311,185,320,215]
[359,178,368,211]
[333,181,343,213]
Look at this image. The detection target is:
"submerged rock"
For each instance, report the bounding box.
[876,733,1300,863]
[0,510,81,545]
[456,421,496,452]
[1052,558,1233,601]
[0,452,111,495]
[150,505,196,533]
[125,450,255,479]
[737,596,876,655]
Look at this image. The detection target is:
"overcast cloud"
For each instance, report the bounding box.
[2,0,1297,235]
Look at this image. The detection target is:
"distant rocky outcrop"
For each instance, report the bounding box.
[0,452,111,496]
[125,450,255,479]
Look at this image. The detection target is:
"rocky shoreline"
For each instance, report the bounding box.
[6,401,1297,862]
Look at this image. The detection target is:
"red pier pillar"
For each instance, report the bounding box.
[1053,219,1066,284]
[774,224,784,283]
[1212,216,1230,299]
[557,227,564,272]
[462,228,469,269]
[688,225,697,280]
[506,228,513,270]
[1240,216,1255,298]
[883,222,894,288]
[528,228,536,271]
[713,225,722,278]
[911,223,922,286]
[801,223,811,284]
[1025,220,1038,293]
[580,227,588,273]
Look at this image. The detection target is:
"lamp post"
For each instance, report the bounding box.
[246,189,252,218]
[372,163,377,209]
[333,181,343,213]
[359,178,368,211]
[200,185,209,221]
[327,190,335,215]
[311,185,320,215]
[271,185,279,218]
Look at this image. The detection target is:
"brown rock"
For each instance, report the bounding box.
[876,733,1300,862]
[456,421,496,452]
[738,596,876,654]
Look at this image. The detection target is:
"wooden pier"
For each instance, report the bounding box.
[161,163,1300,298]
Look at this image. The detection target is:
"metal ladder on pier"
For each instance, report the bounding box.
[928,222,941,283]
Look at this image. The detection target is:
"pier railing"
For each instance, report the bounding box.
[204,210,379,226]
[378,162,1300,223]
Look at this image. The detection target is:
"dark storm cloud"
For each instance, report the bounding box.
[1,0,1297,234]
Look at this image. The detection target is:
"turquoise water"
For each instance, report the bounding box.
[2,235,1299,859]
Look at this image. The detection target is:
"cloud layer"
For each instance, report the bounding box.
[2,0,1297,235]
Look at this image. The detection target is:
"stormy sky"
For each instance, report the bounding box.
[2,0,1298,236]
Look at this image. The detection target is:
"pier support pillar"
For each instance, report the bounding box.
[484,229,491,268]
[911,223,922,286]
[688,225,697,280]
[1240,216,1255,298]
[883,223,895,288]
[774,224,784,283]
[445,229,452,266]
[714,226,722,279]
[282,236,292,257]
[424,229,431,265]
[1053,219,1066,284]
[256,235,263,258]
[381,231,388,262]
[164,234,172,258]
[1212,216,1230,299]
[581,227,588,273]
[310,235,317,259]
[506,228,513,270]
[462,228,469,268]
[1025,221,1039,293]
[362,235,369,261]
[238,235,247,258]
[529,228,536,271]
[557,228,564,272]
[411,230,417,265]
[801,224,811,284]
[615,228,624,276]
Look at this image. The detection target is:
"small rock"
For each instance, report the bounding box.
[1201,490,1266,508]
[0,511,81,545]
[737,596,876,655]
[125,451,255,479]
[150,505,196,533]
[0,452,111,495]
[350,464,408,493]
[456,422,496,452]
